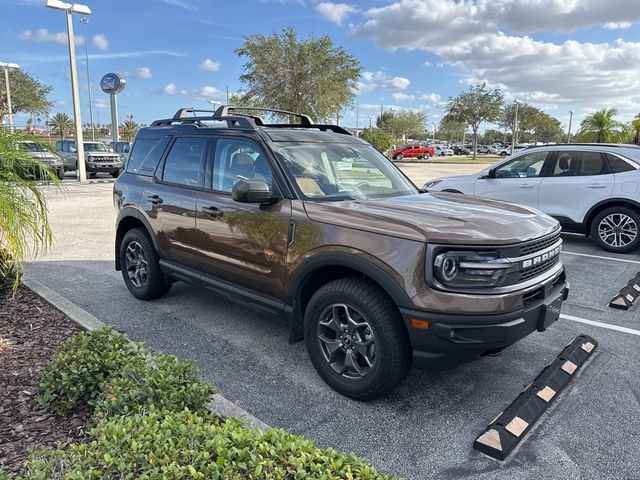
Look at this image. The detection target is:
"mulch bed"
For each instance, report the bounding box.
[0,287,89,475]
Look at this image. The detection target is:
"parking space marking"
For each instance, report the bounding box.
[560,313,640,337]
[562,251,640,265]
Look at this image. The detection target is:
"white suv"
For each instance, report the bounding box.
[424,144,640,253]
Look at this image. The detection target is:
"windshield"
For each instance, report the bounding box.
[18,141,46,152]
[272,142,418,201]
[84,142,107,152]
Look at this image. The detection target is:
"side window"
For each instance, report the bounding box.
[495,151,548,178]
[212,139,273,193]
[161,137,208,187]
[607,154,637,174]
[126,137,170,176]
[552,151,610,177]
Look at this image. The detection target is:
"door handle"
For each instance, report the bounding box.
[201,206,224,218]
[588,184,607,189]
[147,194,163,205]
[518,184,534,189]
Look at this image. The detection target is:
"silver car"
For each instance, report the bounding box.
[56,140,123,178]
[17,140,65,180]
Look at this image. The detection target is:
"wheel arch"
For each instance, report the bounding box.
[583,198,640,234]
[115,208,158,271]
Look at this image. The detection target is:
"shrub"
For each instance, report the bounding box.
[0,247,20,293]
[95,353,216,418]
[26,409,395,480]
[37,327,146,414]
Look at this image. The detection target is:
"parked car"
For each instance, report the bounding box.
[17,140,65,180]
[476,145,494,154]
[452,145,470,155]
[56,140,124,178]
[110,141,132,162]
[391,143,434,160]
[434,145,454,156]
[496,146,512,157]
[114,106,568,400]
[424,144,640,253]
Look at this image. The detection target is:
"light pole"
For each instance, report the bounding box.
[46,0,91,182]
[0,62,19,133]
[432,122,436,142]
[390,107,397,140]
[80,17,95,141]
[511,100,519,152]
[369,115,374,128]
[567,110,575,143]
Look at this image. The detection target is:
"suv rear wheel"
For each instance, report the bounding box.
[120,227,172,299]
[304,278,411,400]
[591,206,640,253]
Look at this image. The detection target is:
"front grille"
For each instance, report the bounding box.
[519,255,560,281]
[518,231,562,256]
[89,156,116,162]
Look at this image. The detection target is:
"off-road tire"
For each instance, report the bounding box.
[304,277,412,401]
[119,227,172,300]
[590,206,640,253]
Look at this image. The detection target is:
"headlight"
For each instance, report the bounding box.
[433,250,511,288]
[424,179,443,189]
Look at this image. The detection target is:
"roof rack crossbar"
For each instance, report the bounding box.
[213,106,313,126]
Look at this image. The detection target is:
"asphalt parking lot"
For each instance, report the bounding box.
[26,176,640,480]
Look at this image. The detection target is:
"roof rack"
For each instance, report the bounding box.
[150,105,352,136]
[524,143,640,150]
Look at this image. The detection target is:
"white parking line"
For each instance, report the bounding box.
[562,251,640,265]
[560,313,640,337]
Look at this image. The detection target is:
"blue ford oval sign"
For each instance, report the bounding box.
[100,73,125,94]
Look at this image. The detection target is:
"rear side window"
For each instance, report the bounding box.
[162,137,208,187]
[126,137,170,176]
[551,151,610,176]
[607,154,636,173]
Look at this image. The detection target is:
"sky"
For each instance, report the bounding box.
[3,0,640,133]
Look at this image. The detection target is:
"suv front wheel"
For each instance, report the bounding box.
[120,227,172,299]
[304,278,411,401]
[591,206,640,253]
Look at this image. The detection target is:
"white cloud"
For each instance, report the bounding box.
[196,85,222,98]
[353,1,640,115]
[92,34,108,51]
[157,0,197,10]
[315,2,357,25]
[358,71,410,93]
[604,22,632,30]
[163,83,178,96]
[421,93,442,104]
[392,92,415,101]
[93,99,107,109]
[199,59,221,72]
[133,67,152,79]
[18,28,84,45]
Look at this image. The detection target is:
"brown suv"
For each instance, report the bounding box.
[114,106,569,400]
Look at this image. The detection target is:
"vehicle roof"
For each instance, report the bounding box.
[523,143,640,162]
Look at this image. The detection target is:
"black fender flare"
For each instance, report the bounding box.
[115,207,158,270]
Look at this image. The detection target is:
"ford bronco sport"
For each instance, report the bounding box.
[114,106,569,400]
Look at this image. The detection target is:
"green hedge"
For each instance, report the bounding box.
[26,409,393,480]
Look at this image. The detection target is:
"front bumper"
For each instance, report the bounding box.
[86,161,123,172]
[400,275,569,370]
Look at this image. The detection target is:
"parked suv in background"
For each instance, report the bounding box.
[391,143,434,160]
[425,144,640,253]
[17,140,65,180]
[56,140,123,178]
[114,106,568,400]
[111,141,131,162]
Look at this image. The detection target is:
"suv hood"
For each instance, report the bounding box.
[303,192,559,245]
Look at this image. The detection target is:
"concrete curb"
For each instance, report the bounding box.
[23,276,270,431]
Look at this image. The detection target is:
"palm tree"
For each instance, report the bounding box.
[48,113,73,140]
[629,118,640,145]
[120,119,138,142]
[577,107,624,143]
[0,130,62,292]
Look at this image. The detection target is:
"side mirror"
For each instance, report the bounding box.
[69,147,77,153]
[480,169,496,179]
[231,179,278,204]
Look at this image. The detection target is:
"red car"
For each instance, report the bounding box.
[391,144,434,160]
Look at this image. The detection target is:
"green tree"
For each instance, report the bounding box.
[235,28,361,122]
[0,130,61,292]
[376,110,426,140]
[438,114,466,143]
[120,119,138,142]
[48,113,73,140]
[361,127,393,153]
[0,70,53,120]
[530,112,563,143]
[577,107,624,143]
[628,118,640,145]
[446,83,503,158]
[499,102,540,144]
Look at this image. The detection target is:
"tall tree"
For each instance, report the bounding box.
[530,112,563,143]
[48,113,73,140]
[499,102,540,143]
[120,119,138,142]
[446,83,503,159]
[235,28,361,122]
[577,107,624,143]
[0,70,53,121]
[376,110,426,140]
